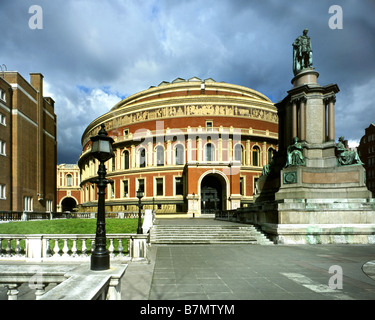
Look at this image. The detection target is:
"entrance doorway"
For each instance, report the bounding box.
[200,174,226,214]
[61,197,77,212]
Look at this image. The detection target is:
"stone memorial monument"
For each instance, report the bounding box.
[238,30,375,244]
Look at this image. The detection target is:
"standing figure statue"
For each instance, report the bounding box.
[293,29,313,75]
[286,137,305,167]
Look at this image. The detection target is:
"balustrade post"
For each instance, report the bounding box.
[62,239,69,257]
[81,239,88,257]
[117,239,124,257]
[6,283,20,300]
[53,239,60,257]
[71,239,78,257]
[109,239,115,258]
[34,284,47,300]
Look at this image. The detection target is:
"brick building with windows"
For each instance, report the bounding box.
[56,164,81,212]
[0,71,57,214]
[358,123,375,196]
[78,77,278,216]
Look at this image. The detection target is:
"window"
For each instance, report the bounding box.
[110,183,115,198]
[156,146,164,166]
[268,148,275,163]
[0,113,5,126]
[138,178,145,193]
[234,144,244,164]
[240,177,244,195]
[123,180,129,197]
[66,174,73,187]
[124,129,129,137]
[91,185,95,201]
[253,177,259,195]
[0,140,5,156]
[205,143,214,161]
[252,146,260,166]
[124,150,130,169]
[0,89,6,102]
[175,144,184,165]
[139,148,146,168]
[206,120,213,131]
[46,200,53,212]
[24,196,33,212]
[112,155,116,171]
[156,178,163,196]
[175,177,183,195]
[0,184,5,199]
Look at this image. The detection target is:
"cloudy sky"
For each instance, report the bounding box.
[1,0,374,164]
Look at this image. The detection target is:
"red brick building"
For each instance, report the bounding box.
[358,123,375,196]
[56,164,81,212]
[78,77,278,216]
[0,71,57,213]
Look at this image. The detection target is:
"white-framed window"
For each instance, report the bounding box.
[123,150,130,169]
[138,147,146,168]
[155,177,164,196]
[0,184,6,199]
[123,180,129,198]
[109,182,115,199]
[0,89,6,102]
[205,143,215,161]
[0,113,6,126]
[24,196,33,212]
[234,144,244,164]
[240,177,245,196]
[252,146,261,166]
[175,177,183,195]
[206,120,213,131]
[156,145,164,166]
[137,178,145,194]
[46,200,53,212]
[175,144,184,165]
[0,140,5,156]
[66,174,73,187]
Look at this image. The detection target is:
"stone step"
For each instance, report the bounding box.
[150,224,274,245]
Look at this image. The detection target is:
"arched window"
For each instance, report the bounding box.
[156,145,164,166]
[234,144,244,164]
[205,143,215,161]
[252,146,260,167]
[175,144,184,165]
[112,154,116,171]
[268,148,275,164]
[139,147,146,168]
[124,150,130,170]
[66,174,73,187]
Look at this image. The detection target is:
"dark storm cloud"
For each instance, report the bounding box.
[0,0,374,162]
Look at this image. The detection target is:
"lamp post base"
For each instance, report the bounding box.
[90,252,110,271]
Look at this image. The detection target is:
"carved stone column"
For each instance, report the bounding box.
[292,99,297,138]
[328,96,336,141]
[300,97,306,141]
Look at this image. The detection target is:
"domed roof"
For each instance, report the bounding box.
[110,76,271,112]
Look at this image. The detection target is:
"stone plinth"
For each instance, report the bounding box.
[243,65,375,244]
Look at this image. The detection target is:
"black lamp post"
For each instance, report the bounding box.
[136,188,144,234]
[90,123,114,271]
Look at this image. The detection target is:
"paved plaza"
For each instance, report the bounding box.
[124,219,375,301]
[1,219,375,301]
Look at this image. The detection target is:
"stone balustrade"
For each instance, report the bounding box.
[0,263,127,300]
[0,233,149,261]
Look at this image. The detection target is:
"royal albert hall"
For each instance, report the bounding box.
[78,77,278,216]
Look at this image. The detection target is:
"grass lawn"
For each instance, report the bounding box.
[0,218,139,234]
[0,218,140,253]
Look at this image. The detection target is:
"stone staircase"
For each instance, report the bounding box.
[150,224,274,245]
